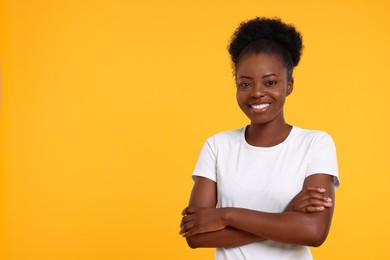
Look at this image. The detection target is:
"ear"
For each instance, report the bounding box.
[286,78,294,96]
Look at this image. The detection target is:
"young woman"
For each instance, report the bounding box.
[179,17,339,259]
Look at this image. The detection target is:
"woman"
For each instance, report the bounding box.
[179,17,339,259]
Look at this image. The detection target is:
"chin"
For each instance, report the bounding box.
[250,120,272,125]
[245,114,270,124]
[248,114,282,126]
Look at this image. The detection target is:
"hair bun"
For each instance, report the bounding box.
[228,17,303,67]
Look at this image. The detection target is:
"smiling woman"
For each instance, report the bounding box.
[236,53,293,138]
[179,17,339,260]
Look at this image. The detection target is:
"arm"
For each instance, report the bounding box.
[182,176,265,248]
[224,174,334,247]
[181,175,334,248]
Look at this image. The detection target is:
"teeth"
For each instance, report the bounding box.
[251,104,270,109]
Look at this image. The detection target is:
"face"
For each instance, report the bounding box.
[236,53,293,126]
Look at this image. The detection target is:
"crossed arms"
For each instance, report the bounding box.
[179,174,335,248]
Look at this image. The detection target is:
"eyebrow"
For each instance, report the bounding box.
[262,73,279,78]
[238,73,279,79]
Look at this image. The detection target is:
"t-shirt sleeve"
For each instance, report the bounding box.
[306,132,340,187]
[192,136,217,182]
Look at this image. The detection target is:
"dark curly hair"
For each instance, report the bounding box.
[228,17,303,80]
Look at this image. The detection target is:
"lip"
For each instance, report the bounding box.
[248,103,271,113]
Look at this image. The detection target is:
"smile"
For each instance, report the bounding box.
[248,103,271,113]
[250,104,270,109]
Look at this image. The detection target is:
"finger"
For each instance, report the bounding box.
[287,199,313,212]
[324,196,332,203]
[181,207,190,216]
[182,228,197,238]
[306,186,326,193]
[294,199,332,212]
[308,198,333,207]
[323,201,333,208]
[181,214,194,227]
[182,206,197,216]
[308,191,325,199]
[295,200,312,209]
[179,221,194,236]
[305,206,325,213]
[181,224,203,238]
[181,207,192,216]
[308,191,332,202]
[179,222,190,235]
[296,190,329,202]
[180,217,186,228]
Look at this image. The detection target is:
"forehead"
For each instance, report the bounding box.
[236,53,287,77]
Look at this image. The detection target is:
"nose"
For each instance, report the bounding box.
[250,84,265,98]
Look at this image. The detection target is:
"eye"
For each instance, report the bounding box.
[265,80,277,86]
[238,82,252,88]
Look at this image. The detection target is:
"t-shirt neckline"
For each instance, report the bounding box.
[241,125,296,151]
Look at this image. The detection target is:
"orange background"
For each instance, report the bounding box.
[1,0,389,259]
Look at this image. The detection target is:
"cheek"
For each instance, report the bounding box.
[235,91,241,103]
[268,87,287,100]
[236,92,247,110]
[236,91,245,104]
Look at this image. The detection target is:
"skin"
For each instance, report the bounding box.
[180,53,336,248]
[236,52,293,147]
[180,177,333,248]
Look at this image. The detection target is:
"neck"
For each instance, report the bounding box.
[245,117,292,147]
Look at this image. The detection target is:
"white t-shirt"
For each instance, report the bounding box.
[192,126,339,260]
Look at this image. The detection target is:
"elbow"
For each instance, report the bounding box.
[308,236,325,247]
[186,237,200,249]
[305,225,329,247]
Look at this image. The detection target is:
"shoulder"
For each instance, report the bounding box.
[202,127,244,152]
[293,126,331,139]
[206,127,244,144]
[294,127,339,186]
[292,126,335,146]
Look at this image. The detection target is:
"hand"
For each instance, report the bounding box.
[179,206,226,237]
[285,186,333,213]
